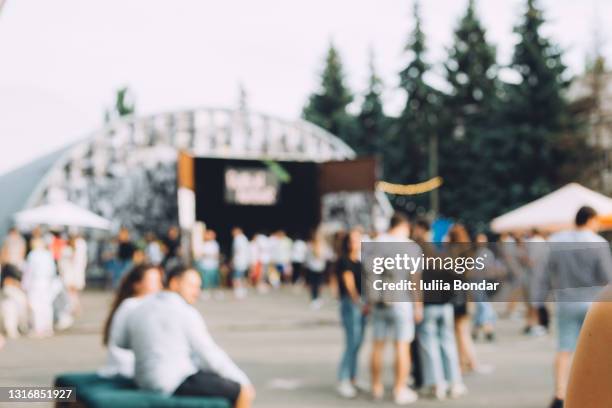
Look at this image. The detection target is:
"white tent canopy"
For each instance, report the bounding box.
[14,201,111,230]
[490,183,612,233]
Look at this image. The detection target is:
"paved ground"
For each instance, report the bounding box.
[0,288,556,407]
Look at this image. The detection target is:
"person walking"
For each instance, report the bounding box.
[533,206,612,408]
[336,228,367,399]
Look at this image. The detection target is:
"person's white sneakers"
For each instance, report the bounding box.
[55,314,74,331]
[337,381,357,398]
[528,325,547,337]
[309,299,323,310]
[449,383,468,399]
[393,387,418,405]
[421,385,447,400]
[470,364,494,375]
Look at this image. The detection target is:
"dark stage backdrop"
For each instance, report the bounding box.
[194,157,321,250]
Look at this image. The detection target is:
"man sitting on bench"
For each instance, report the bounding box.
[116,264,255,408]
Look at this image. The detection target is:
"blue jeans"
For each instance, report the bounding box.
[111,260,132,289]
[196,263,219,289]
[417,304,462,387]
[338,296,366,382]
[473,301,496,328]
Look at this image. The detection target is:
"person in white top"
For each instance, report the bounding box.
[195,229,221,296]
[231,227,250,298]
[99,263,163,378]
[0,264,29,339]
[290,236,307,284]
[305,229,332,309]
[369,212,423,405]
[273,230,293,284]
[253,233,271,291]
[22,239,56,337]
[58,234,88,316]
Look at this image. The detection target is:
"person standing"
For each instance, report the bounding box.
[162,226,181,269]
[290,235,307,285]
[231,227,250,299]
[197,229,220,297]
[369,212,422,405]
[1,228,26,268]
[116,265,255,408]
[59,234,87,317]
[471,233,497,342]
[533,206,612,408]
[115,228,136,288]
[336,228,367,398]
[447,224,491,375]
[0,264,29,339]
[416,223,467,400]
[144,232,163,266]
[22,239,56,337]
[305,229,330,309]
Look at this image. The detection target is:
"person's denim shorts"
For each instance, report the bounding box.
[556,302,590,352]
[372,302,414,342]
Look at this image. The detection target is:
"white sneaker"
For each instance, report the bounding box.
[421,385,447,400]
[310,299,323,310]
[393,387,418,405]
[449,383,468,399]
[528,325,547,337]
[337,381,357,399]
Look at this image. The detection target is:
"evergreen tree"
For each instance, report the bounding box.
[355,51,388,157]
[390,0,440,189]
[302,44,354,143]
[502,0,573,207]
[439,0,501,225]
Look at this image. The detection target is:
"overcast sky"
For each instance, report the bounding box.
[0,0,610,176]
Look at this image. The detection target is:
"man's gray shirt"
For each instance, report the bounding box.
[533,230,612,303]
[116,291,250,394]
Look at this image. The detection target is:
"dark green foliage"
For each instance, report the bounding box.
[302,45,354,143]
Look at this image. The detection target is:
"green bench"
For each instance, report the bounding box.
[54,373,231,408]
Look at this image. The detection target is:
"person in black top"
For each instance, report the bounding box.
[162,226,181,269]
[114,227,136,288]
[335,228,366,399]
[416,222,467,400]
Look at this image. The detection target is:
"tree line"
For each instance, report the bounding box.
[302,0,600,229]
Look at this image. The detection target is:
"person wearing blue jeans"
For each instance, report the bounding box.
[418,304,465,399]
[417,240,467,400]
[335,229,366,399]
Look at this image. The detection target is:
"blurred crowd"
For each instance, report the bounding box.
[0,206,608,408]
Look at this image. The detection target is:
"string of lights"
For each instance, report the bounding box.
[376,176,443,196]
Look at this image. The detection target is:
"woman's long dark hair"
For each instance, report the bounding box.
[102,263,162,345]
